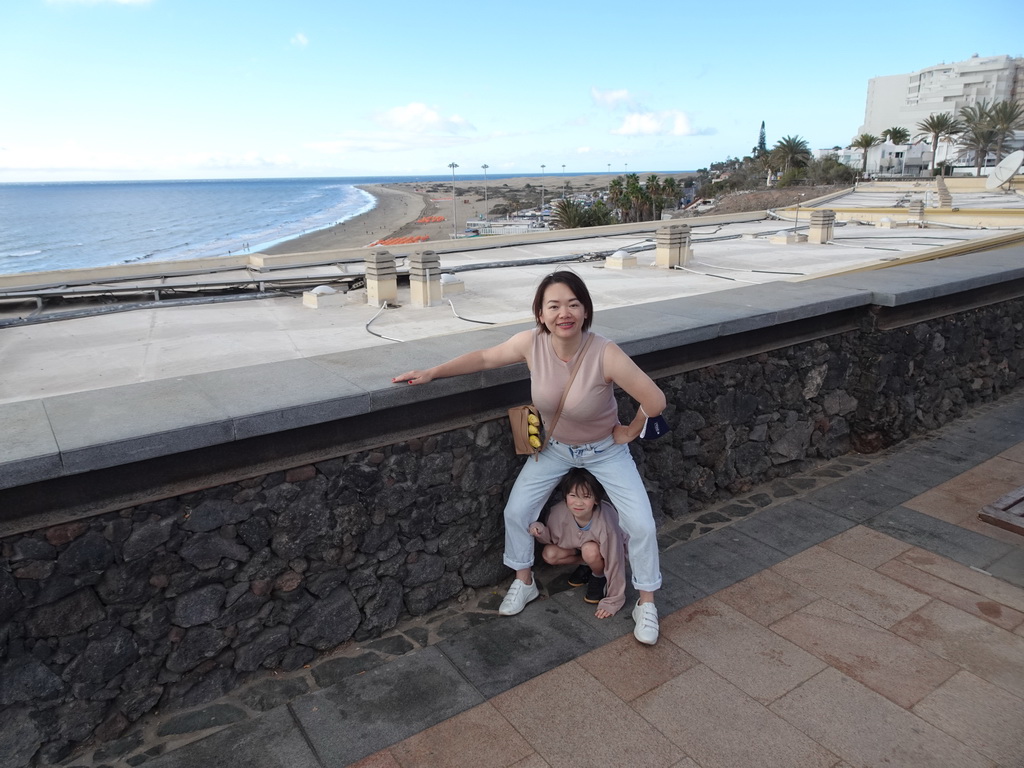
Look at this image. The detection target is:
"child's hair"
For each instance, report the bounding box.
[558,468,606,505]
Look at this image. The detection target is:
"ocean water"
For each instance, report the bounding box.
[0,173,550,276]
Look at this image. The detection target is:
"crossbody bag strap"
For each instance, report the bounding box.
[539,333,596,455]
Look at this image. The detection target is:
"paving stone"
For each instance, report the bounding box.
[662,598,827,704]
[436,598,603,699]
[660,528,788,596]
[634,665,837,768]
[818,525,913,569]
[769,667,992,768]
[310,652,384,688]
[986,546,1024,588]
[575,632,698,703]
[772,546,931,628]
[893,547,1024,614]
[926,455,1024,504]
[291,647,484,766]
[859,454,969,495]
[143,707,319,768]
[547,588,634,643]
[877,558,1024,632]
[892,599,1024,699]
[715,569,821,627]
[490,662,685,767]
[912,671,1024,766]
[865,506,1014,570]
[801,473,912,523]
[771,599,958,708]
[387,702,535,768]
[729,499,855,556]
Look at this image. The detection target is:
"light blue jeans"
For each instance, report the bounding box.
[503,435,662,592]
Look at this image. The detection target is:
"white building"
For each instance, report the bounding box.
[860,54,1024,137]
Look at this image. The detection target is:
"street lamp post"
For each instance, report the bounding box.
[448,162,459,237]
[540,164,546,216]
[562,164,566,198]
[481,164,489,220]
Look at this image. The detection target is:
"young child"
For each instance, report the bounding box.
[528,468,627,619]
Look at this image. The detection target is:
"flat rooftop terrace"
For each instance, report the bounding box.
[3,182,1024,406]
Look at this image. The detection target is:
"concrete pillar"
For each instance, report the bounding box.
[655,224,692,269]
[365,249,397,306]
[909,200,925,225]
[807,210,836,244]
[409,250,442,307]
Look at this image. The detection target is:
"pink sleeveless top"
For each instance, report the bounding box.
[530,330,619,444]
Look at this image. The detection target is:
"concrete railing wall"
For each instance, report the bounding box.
[3,247,1024,764]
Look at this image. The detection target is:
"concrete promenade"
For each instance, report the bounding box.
[70,392,1024,768]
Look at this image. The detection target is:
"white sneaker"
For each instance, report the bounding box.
[498,577,539,616]
[632,600,659,645]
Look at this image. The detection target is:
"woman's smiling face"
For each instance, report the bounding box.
[539,282,586,338]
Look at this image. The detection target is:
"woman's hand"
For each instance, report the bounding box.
[612,424,637,444]
[392,370,434,385]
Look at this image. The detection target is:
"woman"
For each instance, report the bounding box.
[393,270,666,644]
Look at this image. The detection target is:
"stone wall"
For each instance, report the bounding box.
[2,297,1022,765]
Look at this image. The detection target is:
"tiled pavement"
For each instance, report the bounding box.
[92,396,1024,768]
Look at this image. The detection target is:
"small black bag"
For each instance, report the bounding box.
[639,414,671,441]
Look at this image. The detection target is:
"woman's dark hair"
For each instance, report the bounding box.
[558,468,606,504]
[531,270,594,333]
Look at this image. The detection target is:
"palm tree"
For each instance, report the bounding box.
[770,135,811,173]
[881,126,910,145]
[551,199,589,229]
[645,175,662,220]
[662,177,680,210]
[989,100,1024,161]
[551,199,613,229]
[850,133,881,174]
[957,102,1000,176]
[915,113,963,173]
[623,173,647,222]
[608,178,625,220]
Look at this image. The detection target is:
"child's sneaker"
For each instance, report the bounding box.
[584,574,607,604]
[567,565,591,587]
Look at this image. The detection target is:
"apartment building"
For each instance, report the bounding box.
[860,54,1023,137]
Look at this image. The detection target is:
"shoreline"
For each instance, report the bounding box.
[261,172,694,257]
[260,184,427,255]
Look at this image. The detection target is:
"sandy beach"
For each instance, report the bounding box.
[262,173,691,256]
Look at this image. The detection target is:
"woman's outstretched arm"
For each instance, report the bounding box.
[392,330,533,385]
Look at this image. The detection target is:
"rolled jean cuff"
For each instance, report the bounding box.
[503,554,533,571]
[631,576,663,592]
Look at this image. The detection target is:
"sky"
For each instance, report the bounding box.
[2,0,1021,183]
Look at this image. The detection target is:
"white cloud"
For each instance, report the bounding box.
[611,110,698,136]
[304,102,479,157]
[290,32,308,47]
[576,147,592,154]
[591,87,635,110]
[374,103,473,134]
